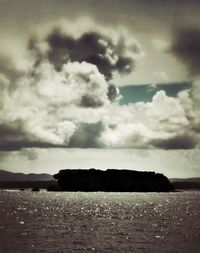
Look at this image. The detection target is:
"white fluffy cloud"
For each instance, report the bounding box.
[0,61,198,150]
[98,90,196,149]
[0,60,111,149]
[0,19,199,151]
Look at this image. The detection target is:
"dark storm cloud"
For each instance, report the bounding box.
[0,121,27,144]
[30,28,140,80]
[171,28,200,76]
[0,141,66,151]
[151,134,198,150]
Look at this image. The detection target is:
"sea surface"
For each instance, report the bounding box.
[0,191,199,253]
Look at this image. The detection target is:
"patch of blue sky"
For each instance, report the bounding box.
[119,81,191,105]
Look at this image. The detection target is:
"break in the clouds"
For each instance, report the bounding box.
[0,19,200,151]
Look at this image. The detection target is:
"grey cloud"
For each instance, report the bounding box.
[80,95,104,108]
[171,28,200,139]
[107,84,120,102]
[151,134,198,150]
[0,121,27,143]
[0,122,68,151]
[68,122,104,148]
[30,28,140,81]
[0,121,105,150]
[0,55,23,86]
[0,139,68,151]
[171,28,200,76]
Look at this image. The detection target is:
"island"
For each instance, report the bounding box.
[48,169,174,192]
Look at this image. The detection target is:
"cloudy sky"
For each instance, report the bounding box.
[0,0,200,178]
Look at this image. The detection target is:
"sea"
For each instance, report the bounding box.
[0,191,199,253]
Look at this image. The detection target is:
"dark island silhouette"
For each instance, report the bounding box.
[49,169,175,192]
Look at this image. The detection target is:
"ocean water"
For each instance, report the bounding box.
[0,191,199,253]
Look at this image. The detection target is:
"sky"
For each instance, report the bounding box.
[0,0,200,178]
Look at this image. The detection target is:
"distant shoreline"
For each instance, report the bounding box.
[0,169,200,191]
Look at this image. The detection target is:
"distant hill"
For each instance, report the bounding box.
[170,178,200,183]
[0,170,54,182]
[0,170,199,190]
[170,178,200,190]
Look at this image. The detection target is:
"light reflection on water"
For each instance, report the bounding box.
[0,191,199,253]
